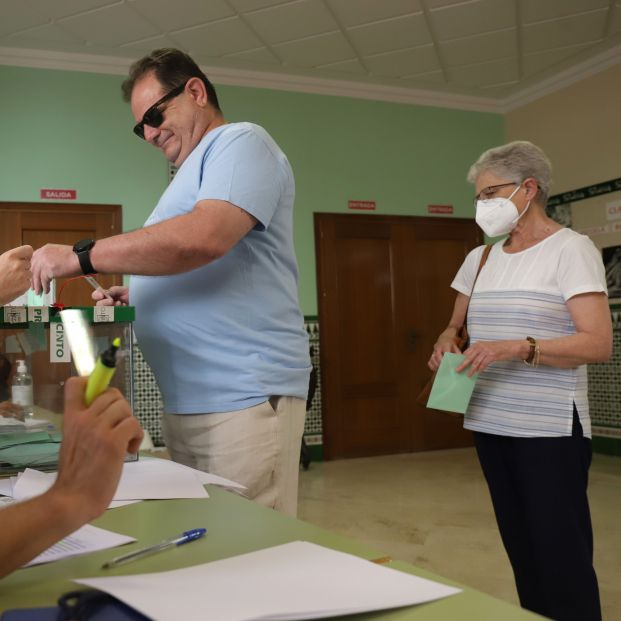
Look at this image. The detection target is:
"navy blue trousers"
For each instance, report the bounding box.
[473,408,601,621]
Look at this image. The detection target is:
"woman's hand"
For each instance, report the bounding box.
[428,336,462,371]
[456,340,524,377]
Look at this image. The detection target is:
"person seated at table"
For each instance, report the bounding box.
[0,245,34,420]
[0,245,33,306]
[0,377,143,578]
[0,245,144,578]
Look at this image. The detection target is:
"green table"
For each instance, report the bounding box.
[0,486,542,619]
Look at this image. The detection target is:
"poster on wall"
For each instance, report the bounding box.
[546,203,572,228]
[603,245,621,299]
[547,177,621,305]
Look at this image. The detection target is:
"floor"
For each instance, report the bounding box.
[297,448,621,620]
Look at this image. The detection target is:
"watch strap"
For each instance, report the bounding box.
[74,241,97,275]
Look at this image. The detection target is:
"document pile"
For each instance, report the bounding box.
[2,457,245,507]
[0,458,245,568]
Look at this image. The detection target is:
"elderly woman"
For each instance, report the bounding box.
[429,141,610,621]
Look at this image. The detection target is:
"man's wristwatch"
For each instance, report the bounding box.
[73,239,97,275]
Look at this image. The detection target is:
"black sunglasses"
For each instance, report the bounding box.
[133,82,186,139]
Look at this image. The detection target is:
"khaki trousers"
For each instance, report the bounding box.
[162,396,306,517]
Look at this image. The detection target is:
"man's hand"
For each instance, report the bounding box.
[51,377,143,523]
[93,286,129,307]
[31,244,81,295]
[0,245,33,305]
[0,400,26,421]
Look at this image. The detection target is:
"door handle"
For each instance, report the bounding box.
[407,329,419,351]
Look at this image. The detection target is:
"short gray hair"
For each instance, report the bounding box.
[467,140,552,204]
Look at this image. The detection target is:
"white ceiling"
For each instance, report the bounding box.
[1,0,621,112]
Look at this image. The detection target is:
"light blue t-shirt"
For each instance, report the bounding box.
[131,122,311,414]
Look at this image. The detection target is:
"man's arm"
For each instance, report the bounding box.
[0,378,143,578]
[31,200,257,294]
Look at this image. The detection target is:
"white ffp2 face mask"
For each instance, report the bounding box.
[475,185,530,237]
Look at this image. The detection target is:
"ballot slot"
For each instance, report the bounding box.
[0,306,136,473]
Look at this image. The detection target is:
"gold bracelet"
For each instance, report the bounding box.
[524,340,540,368]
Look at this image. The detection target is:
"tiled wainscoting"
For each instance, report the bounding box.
[589,308,621,456]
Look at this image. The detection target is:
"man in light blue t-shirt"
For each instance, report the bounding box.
[30,48,310,517]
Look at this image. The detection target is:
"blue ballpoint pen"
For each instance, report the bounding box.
[102,528,207,569]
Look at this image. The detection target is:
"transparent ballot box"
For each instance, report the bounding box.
[0,306,136,474]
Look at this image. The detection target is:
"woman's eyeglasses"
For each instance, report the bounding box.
[473,182,519,208]
[133,83,186,140]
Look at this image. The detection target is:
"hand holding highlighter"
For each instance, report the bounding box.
[85,337,121,406]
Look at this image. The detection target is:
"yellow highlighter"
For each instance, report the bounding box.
[84,337,121,406]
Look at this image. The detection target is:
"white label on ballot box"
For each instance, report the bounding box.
[94,306,114,323]
[4,306,27,324]
[51,322,71,363]
[28,306,49,323]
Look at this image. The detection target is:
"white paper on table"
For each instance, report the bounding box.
[76,540,461,621]
[115,459,209,500]
[139,456,246,490]
[11,468,54,500]
[0,417,24,427]
[24,524,135,567]
[10,457,241,504]
[0,478,13,496]
[108,500,142,509]
[11,469,141,509]
[0,416,49,429]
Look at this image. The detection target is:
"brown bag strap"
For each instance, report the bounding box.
[473,244,492,289]
[463,243,492,333]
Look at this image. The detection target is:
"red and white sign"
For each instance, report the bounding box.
[605,199,621,221]
[427,204,453,215]
[578,225,610,236]
[348,200,376,211]
[40,188,77,200]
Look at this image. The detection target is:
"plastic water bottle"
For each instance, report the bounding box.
[11,359,34,418]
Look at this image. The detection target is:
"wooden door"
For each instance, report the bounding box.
[0,202,123,409]
[0,202,122,307]
[315,213,482,459]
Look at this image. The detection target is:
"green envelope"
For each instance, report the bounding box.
[427,352,478,414]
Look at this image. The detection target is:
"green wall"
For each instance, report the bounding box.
[1,65,504,314]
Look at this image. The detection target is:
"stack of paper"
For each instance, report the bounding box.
[2,458,246,508]
[0,458,246,570]
[77,541,461,621]
[0,430,61,468]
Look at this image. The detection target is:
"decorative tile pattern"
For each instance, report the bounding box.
[132,344,165,446]
[588,314,621,432]
[304,318,322,440]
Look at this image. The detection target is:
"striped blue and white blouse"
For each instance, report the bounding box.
[451,228,607,438]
